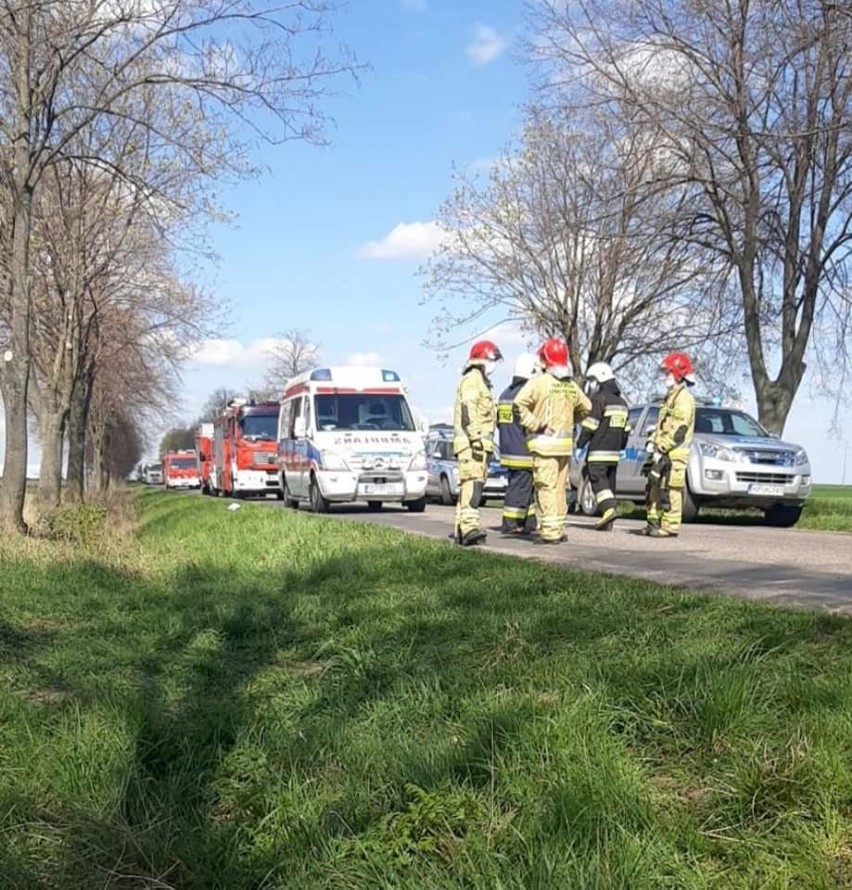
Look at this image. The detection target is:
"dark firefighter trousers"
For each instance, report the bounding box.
[587,461,618,516]
[501,468,537,533]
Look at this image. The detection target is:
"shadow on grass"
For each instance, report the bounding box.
[2,528,852,888]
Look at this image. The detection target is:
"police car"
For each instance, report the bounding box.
[570,402,812,527]
[424,424,508,505]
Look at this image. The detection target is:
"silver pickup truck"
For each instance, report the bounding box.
[570,402,812,527]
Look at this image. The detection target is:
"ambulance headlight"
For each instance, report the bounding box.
[320,450,349,471]
[409,450,426,471]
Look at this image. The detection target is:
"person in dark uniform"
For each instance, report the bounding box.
[576,362,630,531]
[497,354,541,535]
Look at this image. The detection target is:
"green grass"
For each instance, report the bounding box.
[3,491,852,888]
[618,485,852,532]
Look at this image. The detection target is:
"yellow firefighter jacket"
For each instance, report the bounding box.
[453,365,496,455]
[651,384,696,462]
[515,373,592,457]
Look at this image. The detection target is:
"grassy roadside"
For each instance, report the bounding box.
[617,484,852,532]
[2,491,852,888]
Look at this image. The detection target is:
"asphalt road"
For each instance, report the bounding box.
[264,498,852,614]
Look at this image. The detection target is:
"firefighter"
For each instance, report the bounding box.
[643,351,697,537]
[515,337,592,544]
[497,353,541,535]
[452,339,503,546]
[576,362,630,531]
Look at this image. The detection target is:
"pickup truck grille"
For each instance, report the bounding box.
[736,449,794,466]
[735,472,793,485]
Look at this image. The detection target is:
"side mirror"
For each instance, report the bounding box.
[293,416,307,438]
[432,449,442,458]
[767,431,780,439]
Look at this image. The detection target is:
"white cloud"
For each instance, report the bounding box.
[189,337,289,367]
[401,0,426,9]
[465,24,509,66]
[358,221,445,261]
[345,351,384,367]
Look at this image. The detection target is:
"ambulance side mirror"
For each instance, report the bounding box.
[293,417,307,438]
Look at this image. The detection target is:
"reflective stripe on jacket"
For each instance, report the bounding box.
[576,381,630,464]
[497,379,532,469]
[453,366,496,455]
[651,384,695,462]
[515,373,592,457]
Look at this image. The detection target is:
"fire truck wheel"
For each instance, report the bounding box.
[309,476,330,513]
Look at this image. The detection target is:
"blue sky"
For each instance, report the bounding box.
[1,0,848,483]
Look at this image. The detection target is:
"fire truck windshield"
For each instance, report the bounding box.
[240,413,278,440]
[170,458,196,469]
[314,394,416,432]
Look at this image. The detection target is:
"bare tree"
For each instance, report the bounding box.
[0,0,359,531]
[423,105,728,381]
[530,0,852,432]
[261,327,321,394]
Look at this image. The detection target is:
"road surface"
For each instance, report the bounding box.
[266,499,852,613]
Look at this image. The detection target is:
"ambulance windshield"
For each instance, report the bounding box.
[314,394,416,432]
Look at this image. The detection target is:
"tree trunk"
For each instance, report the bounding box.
[66,373,92,502]
[0,190,34,533]
[36,410,66,508]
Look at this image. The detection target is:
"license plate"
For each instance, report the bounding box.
[360,483,404,496]
[748,483,785,496]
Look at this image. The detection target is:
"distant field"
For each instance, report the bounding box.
[2,490,852,888]
[812,484,852,499]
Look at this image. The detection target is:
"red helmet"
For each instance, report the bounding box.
[468,340,503,363]
[660,351,695,383]
[538,337,569,369]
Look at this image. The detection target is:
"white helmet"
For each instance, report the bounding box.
[513,353,541,381]
[586,362,615,384]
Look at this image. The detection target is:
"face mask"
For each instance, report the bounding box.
[586,379,599,395]
[484,360,497,377]
[661,372,676,389]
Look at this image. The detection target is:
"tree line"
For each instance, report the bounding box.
[0,1,356,532]
[424,0,852,434]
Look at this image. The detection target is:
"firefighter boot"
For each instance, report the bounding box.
[459,528,487,546]
[649,527,678,538]
[595,507,617,531]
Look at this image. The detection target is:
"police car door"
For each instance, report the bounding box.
[620,407,656,495]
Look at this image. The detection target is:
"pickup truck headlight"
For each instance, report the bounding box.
[794,448,809,466]
[409,450,427,471]
[698,442,739,462]
[320,450,349,471]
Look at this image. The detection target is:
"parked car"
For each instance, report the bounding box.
[424,431,508,505]
[569,402,812,527]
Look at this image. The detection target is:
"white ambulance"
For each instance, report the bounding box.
[277,366,428,513]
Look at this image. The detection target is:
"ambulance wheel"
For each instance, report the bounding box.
[440,475,455,506]
[406,497,427,513]
[309,476,330,514]
[281,476,298,509]
[367,500,383,511]
[579,478,598,516]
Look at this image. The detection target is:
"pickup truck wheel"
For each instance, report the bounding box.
[579,477,598,516]
[764,504,803,528]
[309,476,330,514]
[406,497,427,513]
[681,486,699,522]
[440,475,456,506]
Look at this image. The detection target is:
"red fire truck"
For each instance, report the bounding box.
[163,449,201,489]
[211,398,282,498]
[194,423,214,495]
